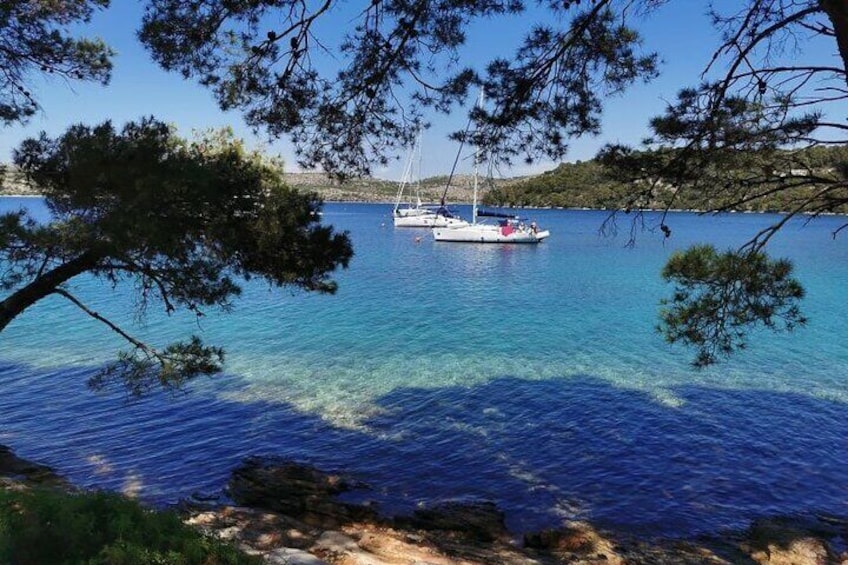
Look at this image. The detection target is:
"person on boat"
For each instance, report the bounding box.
[530,221,538,234]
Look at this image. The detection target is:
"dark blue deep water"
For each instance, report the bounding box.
[2,198,848,538]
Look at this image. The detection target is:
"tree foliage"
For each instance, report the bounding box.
[0,0,114,125]
[1,119,352,394]
[138,0,657,177]
[0,487,260,563]
[589,1,848,364]
[136,1,848,186]
[659,245,806,367]
[597,1,848,225]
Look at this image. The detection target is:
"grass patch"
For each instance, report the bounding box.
[0,487,260,564]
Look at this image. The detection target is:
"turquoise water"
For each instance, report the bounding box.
[2,198,848,537]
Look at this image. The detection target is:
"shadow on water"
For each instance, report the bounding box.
[1,360,847,539]
[364,376,848,537]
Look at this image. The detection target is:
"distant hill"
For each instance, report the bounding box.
[0,165,522,204]
[283,172,522,204]
[484,145,848,213]
[0,166,39,196]
[5,145,846,213]
[484,160,624,209]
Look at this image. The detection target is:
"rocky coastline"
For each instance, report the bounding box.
[3,445,845,564]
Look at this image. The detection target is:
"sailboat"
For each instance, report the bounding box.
[393,132,468,228]
[432,90,551,244]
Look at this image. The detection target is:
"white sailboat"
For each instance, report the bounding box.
[392,133,468,228]
[433,91,551,244]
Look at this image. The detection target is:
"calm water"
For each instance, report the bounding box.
[2,198,848,538]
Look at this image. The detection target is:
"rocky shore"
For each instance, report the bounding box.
[2,447,847,564]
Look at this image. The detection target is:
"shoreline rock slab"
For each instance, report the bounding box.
[213,457,848,564]
[5,448,848,564]
[0,445,68,488]
[227,456,378,529]
[396,500,507,542]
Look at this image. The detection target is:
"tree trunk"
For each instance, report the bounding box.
[0,252,100,332]
[820,0,848,85]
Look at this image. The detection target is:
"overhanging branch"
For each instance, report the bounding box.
[53,287,159,358]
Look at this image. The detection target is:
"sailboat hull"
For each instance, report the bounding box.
[433,223,550,243]
[394,211,470,228]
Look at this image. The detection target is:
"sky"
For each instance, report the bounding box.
[0,1,841,181]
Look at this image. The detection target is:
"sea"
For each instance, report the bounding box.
[1,197,847,539]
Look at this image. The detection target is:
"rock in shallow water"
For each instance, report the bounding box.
[396,500,508,542]
[227,456,376,528]
[0,444,68,487]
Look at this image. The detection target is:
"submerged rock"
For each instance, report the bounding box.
[0,444,68,487]
[227,456,376,529]
[741,515,847,564]
[396,500,508,542]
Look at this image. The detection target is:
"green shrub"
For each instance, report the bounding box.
[0,488,261,564]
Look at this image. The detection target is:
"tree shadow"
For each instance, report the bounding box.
[354,375,848,539]
[1,360,847,541]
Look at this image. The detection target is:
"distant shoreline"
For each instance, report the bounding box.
[2,194,845,218]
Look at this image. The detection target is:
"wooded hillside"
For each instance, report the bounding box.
[4,145,846,213]
[484,146,848,212]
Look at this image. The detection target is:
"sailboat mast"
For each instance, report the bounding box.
[472,88,484,225]
[472,156,478,224]
[395,132,419,213]
[415,130,422,208]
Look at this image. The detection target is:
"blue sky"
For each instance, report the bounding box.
[1,1,840,180]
